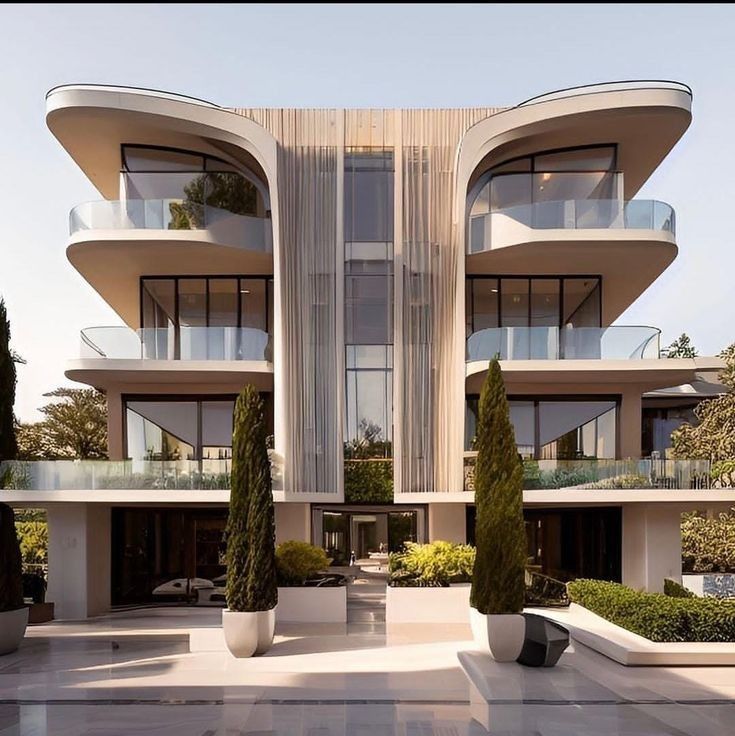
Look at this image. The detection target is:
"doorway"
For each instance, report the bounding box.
[312,505,427,565]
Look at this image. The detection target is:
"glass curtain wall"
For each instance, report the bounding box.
[141,276,273,360]
[121,145,265,225]
[465,397,617,459]
[125,396,274,461]
[468,145,619,241]
[343,149,395,501]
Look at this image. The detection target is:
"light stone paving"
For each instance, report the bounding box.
[0,607,734,735]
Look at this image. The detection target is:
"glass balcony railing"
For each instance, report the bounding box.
[463,455,716,493]
[469,199,675,253]
[0,460,233,491]
[69,200,273,252]
[80,326,272,361]
[466,325,660,361]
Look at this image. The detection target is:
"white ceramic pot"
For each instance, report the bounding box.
[470,608,525,662]
[0,607,28,656]
[222,608,276,658]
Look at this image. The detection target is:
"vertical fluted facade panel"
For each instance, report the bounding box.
[238,109,342,495]
[399,109,494,493]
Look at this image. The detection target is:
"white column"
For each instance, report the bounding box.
[47,504,111,619]
[428,503,467,543]
[622,504,682,592]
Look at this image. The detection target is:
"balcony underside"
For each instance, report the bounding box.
[68,231,273,327]
[466,235,676,324]
[65,358,273,391]
[464,358,723,394]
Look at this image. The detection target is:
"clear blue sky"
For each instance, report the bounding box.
[2,3,734,420]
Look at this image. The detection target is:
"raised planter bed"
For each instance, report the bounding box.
[386,584,470,624]
[276,586,347,623]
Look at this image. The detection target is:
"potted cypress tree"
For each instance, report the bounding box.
[469,359,527,661]
[0,503,27,655]
[222,385,278,657]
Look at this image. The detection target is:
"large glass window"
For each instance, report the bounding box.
[344,150,394,461]
[465,396,617,459]
[121,145,264,219]
[125,396,272,461]
[140,276,272,360]
[467,277,601,334]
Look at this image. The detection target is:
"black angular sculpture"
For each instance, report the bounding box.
[516,613,570,667]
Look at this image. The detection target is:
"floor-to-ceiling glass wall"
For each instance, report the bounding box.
[343,149,395,503]
[465,506,621,582]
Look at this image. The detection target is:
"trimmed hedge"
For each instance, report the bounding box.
[664,578,695,598]
[568,579,735,642]
[276,541,330,586]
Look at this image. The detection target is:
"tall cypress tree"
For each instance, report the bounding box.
[225,385,277,612]
[470,359,526,615]
[0,299,18,462]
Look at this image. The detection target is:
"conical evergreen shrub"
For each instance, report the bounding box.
[225,385,277,612]
[0,300,18,462]
[0,503,23,612]
[470,359,526,615]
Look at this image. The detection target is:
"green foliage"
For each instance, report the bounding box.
[662,333,698,359]
[522,462,597,489]
[15,519,47,566]
[568,579,735,642]
[225,386,277,612]
[389,541,476,587]
[0,503,23,612]
[682,510,735,572]
[169,172,258,229]
[581,474,652,490]
[470,359,526,614]
[276,541,330,586]
[0,300,18,462]
[672,342,735,462]
[664,578,695,598]
[344,459,393,503]
[16,388,108,460]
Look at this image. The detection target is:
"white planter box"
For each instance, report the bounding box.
[276,586,347,623]
[386,584,471,624]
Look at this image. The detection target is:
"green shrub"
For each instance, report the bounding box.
[470,359,526,614]
[344,459,393,503]
[664,578,695,598]
[581,474,651,490]
[276,541,330,586]
[568,579,735,642]
[225,386,277,612]
[389,541,475,587]
[682,510,735,572]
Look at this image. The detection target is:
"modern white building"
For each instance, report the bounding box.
[3,80,729,619]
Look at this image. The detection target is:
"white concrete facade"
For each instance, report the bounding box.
[5,79,726,618]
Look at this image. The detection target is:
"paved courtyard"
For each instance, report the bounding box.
[1,605,734,735]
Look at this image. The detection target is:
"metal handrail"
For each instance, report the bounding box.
[46,83,221,108]
[516,80,692,108]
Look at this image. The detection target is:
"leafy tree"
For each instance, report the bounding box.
[15,519,47,566]
[662,333,698,359]
[470,359,526,615]
[15,421,56,460]
[0,299,18,461]
[225,385,277,612]
[169,172,258,229]
[32,388,108,459]
[682,510,735,573]
[672,343,735,463]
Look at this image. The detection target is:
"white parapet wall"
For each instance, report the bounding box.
[386,584,471,624]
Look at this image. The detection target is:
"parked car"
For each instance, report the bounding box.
[152,578,213,602]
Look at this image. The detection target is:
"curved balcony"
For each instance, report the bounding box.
[466,326,661,362]
[468,198,675,254]
[515,80,692,108]
[70,199,272,252]
[81,325,272,362]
